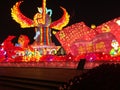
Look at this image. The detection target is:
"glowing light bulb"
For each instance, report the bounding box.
[116,20,120,25]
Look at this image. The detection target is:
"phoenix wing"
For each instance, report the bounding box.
[50,7,70,30]
[11,1,34,28]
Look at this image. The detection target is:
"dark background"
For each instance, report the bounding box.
[0,0,120,45]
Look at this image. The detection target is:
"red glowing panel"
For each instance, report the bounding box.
[55,22,91,54]
[70,32,116,56]
[95,17,120,43]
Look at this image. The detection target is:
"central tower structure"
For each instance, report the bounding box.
[11,0,70,55]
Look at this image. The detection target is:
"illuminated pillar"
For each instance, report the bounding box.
[43,27,52,45]
[35,26,52,45]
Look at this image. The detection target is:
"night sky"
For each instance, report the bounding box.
[0,0,120,45]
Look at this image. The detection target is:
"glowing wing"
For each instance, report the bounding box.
[50,7,70,30]
[11,1,34,28]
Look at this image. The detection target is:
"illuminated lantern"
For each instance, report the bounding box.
[55,22,91,54]
[17,35,30,48]
[11,0,70,55]
[110,39,120,56]
[91,24,96,29]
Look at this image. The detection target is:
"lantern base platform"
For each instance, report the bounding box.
[0,60,119,69]
[31,43,61,55]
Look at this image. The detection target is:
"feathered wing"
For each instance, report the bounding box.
[11,1,34,28]
[50,7,70,30]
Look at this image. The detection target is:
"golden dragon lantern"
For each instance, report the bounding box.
[11,0,70,55]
